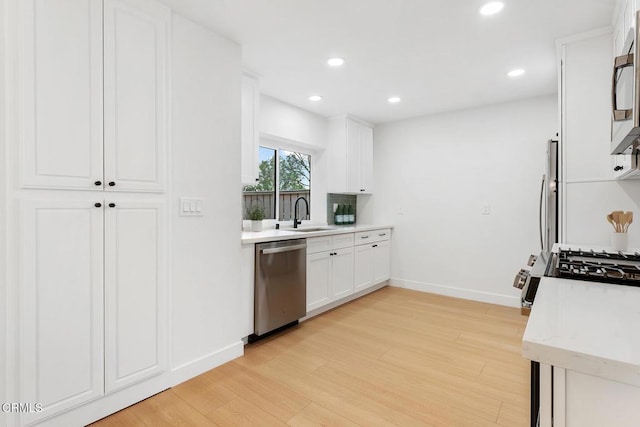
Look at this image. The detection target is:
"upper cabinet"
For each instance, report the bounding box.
[241,73,260,185]
[20,0,169,192]
[328,116,374,194]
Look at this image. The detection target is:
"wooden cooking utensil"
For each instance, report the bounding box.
[607,213,616,231]
[625,212,634,232]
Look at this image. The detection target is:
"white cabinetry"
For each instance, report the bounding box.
[16,0,170,423]
[328,116,374,194]
[241,73,260,185]
[19,200,105,424]
[104,200,166,393]
[354,229,391,293]
[20,0,169,192]
[306,234,355,312]
[539,364,640,427]
[19,198,166,423]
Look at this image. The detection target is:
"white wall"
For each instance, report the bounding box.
[561,31,640,248]
[169,14,243,382]
[260,94,327,149]
[258,94,329,223]
[358,96,557,306]
[0,0,7,421]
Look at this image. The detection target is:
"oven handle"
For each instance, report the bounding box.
[612,52,634,121]
[261,243,307,255]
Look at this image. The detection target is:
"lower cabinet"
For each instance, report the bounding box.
[540,363,640,427]
[306,234,355,312]
[19,198,166,424]
[306,229,391,313]
[354,229,391,293]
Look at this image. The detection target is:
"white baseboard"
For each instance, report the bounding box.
[169,340,244,387]
[302,281,388,321]
[390,278,520,308]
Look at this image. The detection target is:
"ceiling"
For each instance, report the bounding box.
[158,0,618,124]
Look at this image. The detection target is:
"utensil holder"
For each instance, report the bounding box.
[611,232,628,252]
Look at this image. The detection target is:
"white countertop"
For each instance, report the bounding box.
[241,224,393,245]
[523,276,640,387]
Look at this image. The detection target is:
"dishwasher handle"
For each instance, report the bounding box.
[261,243,307,255]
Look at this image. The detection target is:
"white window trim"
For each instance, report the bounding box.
[254,137,314,225]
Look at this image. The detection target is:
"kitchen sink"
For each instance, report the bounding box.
[287,226,337,232]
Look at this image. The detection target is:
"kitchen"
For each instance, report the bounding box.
[1,0,639,426]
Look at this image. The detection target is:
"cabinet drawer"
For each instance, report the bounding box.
[332,233,354,249]
[306,233,354,254]
[306,235,333,254]
[355,228,390,245]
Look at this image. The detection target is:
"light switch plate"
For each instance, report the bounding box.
[180,197,204,217]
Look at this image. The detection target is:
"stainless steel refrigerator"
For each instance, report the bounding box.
[540,139,559,254]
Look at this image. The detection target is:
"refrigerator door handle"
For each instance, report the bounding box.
[539,174,546,251]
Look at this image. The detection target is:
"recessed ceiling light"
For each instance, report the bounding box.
[388,97,401,104]
[507,68,525,77]
[308,95,323,102]
[479,2,504,15]
[327,57,345,67]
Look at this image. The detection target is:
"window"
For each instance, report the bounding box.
[242,146,311,222]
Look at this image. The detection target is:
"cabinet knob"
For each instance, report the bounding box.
[108,181,116,187]
[360,189,365,192]
[614,165,624,171]
[108,203,116,208]
[372,244,378,248]
[94,202,102,208]
[94,180,102,186]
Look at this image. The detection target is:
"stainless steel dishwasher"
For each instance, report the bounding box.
[253,239,306,340]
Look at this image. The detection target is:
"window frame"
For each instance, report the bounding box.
[243,139,313,223]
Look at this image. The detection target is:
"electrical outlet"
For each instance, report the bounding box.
[482,204,491,215]
[180,197,204,217]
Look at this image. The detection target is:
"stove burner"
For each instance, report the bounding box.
[552,248,640,286]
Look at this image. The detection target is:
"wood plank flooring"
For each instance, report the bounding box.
[91,287,530,426]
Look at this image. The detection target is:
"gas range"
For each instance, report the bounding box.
[514,247,640,315]
[551,248,640,286]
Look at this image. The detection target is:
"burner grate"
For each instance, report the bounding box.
[553,248,640,286]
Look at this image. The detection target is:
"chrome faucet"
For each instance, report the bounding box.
[293,197,309,228]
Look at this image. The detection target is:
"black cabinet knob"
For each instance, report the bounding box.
[614,166,624,171]
[360,189,365,192]
[94,202,102,208]
[108,181,116,187]
[94,180,102,186]
[108,203,116,208]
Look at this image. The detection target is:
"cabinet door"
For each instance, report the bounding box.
[346,119,362,193]
[359,125,374,194]
[307,252,332,312]
[354,244,374,293]
[373,240,391,284]
[20,0,103,190]
[104,200,166,392]
[346,119,374,194]
[331,247,355,300]
[241,74,260,185]
[20,199,104,424]
[103,0,170,192]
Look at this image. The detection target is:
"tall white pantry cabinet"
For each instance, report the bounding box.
[11,0,170,425]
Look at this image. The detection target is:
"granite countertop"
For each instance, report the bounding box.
[522,276,640,387]
[241,224,393,244]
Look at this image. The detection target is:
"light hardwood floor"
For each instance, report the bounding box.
[91,287,530,426]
